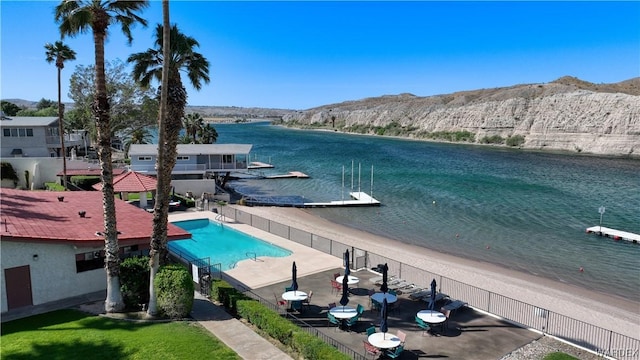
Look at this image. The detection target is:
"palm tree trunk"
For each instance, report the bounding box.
[57,66,68,191]
[94,29,124,313]
[147,0,171,317]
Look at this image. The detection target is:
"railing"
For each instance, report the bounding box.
[220,206,640,360]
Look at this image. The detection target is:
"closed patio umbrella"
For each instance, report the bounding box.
[291,261,299,294]
[380,263,389,294]
[429,278,437,310]
[339,270,349,308]
[344,249,350,276]
[380,298,388,339]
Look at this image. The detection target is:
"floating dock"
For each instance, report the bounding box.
[265,171,309,179]
[585,226,640,244]
[248,161,274,169]
[242,191,380,208]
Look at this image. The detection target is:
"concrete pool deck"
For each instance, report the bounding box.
[168,211,343,289]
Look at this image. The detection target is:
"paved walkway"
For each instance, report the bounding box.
[2,291,293,360]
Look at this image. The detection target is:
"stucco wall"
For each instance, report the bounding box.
[0,158,62,190]
[1,241,105,313]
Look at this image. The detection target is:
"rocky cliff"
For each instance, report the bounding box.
[281,77,640,156]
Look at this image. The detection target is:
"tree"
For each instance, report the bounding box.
[45,40,77,191]
[1,101,22,116]
[55,0,149,314]
[128,16,209,316]
[36,98,57,110]
[124,127,153,156]
[199,123,218,144]
[67,60,158,144]
[183,113,203,143]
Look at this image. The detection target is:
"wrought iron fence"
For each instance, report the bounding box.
[221,206,640,360]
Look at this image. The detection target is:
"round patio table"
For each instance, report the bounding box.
[368,332,401,349]
[417,309,446,324]
[282,291,307,301]
[335,275,360,286]
[371,292,397,304]
[329,306,357,330]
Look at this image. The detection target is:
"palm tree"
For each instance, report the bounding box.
[128,20,209,316]
[45,40,76,191]
[124,127,152,156]
[183,113,203,143]
[199,123,218,144]
[55,0,149,313]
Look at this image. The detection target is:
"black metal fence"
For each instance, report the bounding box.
[221,206,640,360]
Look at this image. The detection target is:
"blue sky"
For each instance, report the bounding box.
[1,1,639,110]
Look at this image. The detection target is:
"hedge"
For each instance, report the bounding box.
[211,280,350,360]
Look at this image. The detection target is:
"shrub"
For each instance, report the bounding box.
[1,162,19,185]
[154,264,194,319]
[45,182,65,191]
[120,256,150,310]
[506,134,525,147]
[480,135,505,144]
[70,175,101,190]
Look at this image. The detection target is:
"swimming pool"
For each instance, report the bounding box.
[169,218,292,270]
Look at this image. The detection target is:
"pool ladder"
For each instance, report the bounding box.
[245,252,262,262]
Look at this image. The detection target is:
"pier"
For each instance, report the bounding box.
[265,171,309,179]
[242,191,380,208]
[585,226,640,244]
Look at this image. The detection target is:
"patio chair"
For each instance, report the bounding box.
[302,290,313,310]
[291,300,303,312]
[274,293,287,312]
[363,340,382,359]
[345,313,360,331]
[331,280,342,295]
[415,315,431,335]
[285,286,294,292]
[384,344,404,359]
[333,272,341,280]
[440,307,451,331]
[356,304,365,315]
[396,330,407,345]
[327,312,340,331]
[409,290,430,300]
[371,298,381,312]
[366,326,376,336]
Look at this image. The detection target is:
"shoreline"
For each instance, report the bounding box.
[229,205,639,339]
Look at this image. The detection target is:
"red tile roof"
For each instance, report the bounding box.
[0,189,190,248]
[92,171,157,192]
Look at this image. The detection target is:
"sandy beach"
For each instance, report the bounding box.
[223,205,639,339]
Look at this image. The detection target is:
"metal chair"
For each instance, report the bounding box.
[415,315,431,335]
[396,330,407,345]
[273,293,287,312]
[366,326,376,336]
[363,340,382,359]
[291,300,303,312]
[384,344,404,359]
[327,312,340,331]
[302,290,313,310]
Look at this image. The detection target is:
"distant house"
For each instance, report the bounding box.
[128,144,253,179]
[0,189,191,314]
[0,116,85,158]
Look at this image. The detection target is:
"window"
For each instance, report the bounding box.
[3,128,34,137]
[138,156,152,161]
[75,251,104,272]
[223,155,233,163]
[176,156,189,161]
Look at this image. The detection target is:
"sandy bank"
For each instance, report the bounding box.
[229,205,639,339]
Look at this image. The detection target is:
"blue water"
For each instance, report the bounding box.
[169,219,292,270]
[153,122,640,302]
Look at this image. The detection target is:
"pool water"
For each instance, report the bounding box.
[169,219,292,270]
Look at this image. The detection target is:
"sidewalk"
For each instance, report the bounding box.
[2,291,293,360]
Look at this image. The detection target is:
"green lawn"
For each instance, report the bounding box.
[1,310,239,360]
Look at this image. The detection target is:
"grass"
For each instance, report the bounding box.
[1,309,239,360]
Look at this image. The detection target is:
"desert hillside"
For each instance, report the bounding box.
[280,77,640,156]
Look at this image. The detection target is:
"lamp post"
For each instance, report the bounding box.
[598,206,606,233]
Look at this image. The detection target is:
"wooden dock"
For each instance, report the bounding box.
[303,191,380,207]
[265,171,309,179]
[585,226,640,244]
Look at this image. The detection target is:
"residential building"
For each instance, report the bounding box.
[0,116,85,158]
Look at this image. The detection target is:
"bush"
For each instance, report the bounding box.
[45,182,65,191]
[120,256,150,310]
[480,135,505,144]
[506,134,525,147]
[154,264,194,319]
[70,175,101,190]
[1,162,19,185]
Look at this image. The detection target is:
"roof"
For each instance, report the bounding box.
[129,144,253,156]
[0,189,190,247]
[0,116,58,127]
[92,171,157,192]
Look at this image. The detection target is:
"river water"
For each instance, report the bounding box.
[167,122,640,301]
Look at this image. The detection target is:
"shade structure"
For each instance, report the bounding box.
[429,278,437,310]
[380,263,389,293]
[344,249,350,276]
[92,171,157,192]
[380,298,389,338]
[291,261,299,292]
[339,270,349,307]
